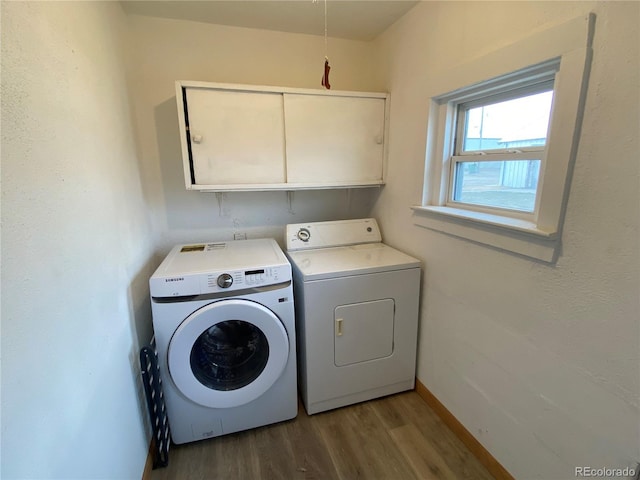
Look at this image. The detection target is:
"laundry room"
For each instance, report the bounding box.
[1,1,638,480]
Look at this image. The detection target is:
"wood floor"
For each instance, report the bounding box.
[150,391,494,480]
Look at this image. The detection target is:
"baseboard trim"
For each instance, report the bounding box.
[141,439,154,480]
[415,379,515,480]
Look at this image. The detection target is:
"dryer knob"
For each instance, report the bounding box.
[297,228,311,242]
[217,273,233,289]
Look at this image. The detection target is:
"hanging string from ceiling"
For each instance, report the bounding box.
[314,0,331,89]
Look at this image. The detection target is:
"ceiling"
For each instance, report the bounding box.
[120,1,419,41]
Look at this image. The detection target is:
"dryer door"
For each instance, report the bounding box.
[168,299,289,408]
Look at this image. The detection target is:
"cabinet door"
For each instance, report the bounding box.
[283,94,386,184]
[185,88,286,185]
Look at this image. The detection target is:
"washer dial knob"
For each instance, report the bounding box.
[217,273,233,288]
[297,228,311,242]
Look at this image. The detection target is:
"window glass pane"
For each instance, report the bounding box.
[462,90,553,152]
[453,160,541,212]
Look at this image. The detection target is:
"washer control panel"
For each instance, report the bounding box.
[150,264,290,298]
[204,266,287,293]
[216,273,233,288]
[149,238,292,298]
[286,218,382,251]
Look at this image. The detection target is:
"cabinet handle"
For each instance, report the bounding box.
[375,135,383,145]
[336,318,343,336]
[192,134,203,144]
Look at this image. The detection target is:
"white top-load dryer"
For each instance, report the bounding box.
[285,218,420,415]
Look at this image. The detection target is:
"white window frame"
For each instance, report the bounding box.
[412,13,595,263]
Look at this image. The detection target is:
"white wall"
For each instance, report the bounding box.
[1,2,154,478]
[3,2,637,479]
[124,15,383,254]
[372,1,639,478]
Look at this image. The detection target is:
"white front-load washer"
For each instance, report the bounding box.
[285,218,421,415]
[149,239,297,445]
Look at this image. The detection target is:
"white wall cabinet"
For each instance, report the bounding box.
[176,81,389,191]
[184,88,286,186]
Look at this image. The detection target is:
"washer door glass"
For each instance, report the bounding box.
[169,299,289,409]
[190,320,269,391]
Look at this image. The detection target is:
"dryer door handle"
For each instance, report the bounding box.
[336,318,343,336]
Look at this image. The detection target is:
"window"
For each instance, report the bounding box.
[413,13,595,262]
[450,82,554,216]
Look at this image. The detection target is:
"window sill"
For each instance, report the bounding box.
[411,205,559,263]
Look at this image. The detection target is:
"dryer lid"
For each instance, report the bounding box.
[286,243,420,281]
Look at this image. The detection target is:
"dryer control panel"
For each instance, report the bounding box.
[286,218,382,251]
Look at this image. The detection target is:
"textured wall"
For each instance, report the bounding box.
[1,2,154,478]
[124,15,383,255]
[3,3,637,479]
[372,1,639,478]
